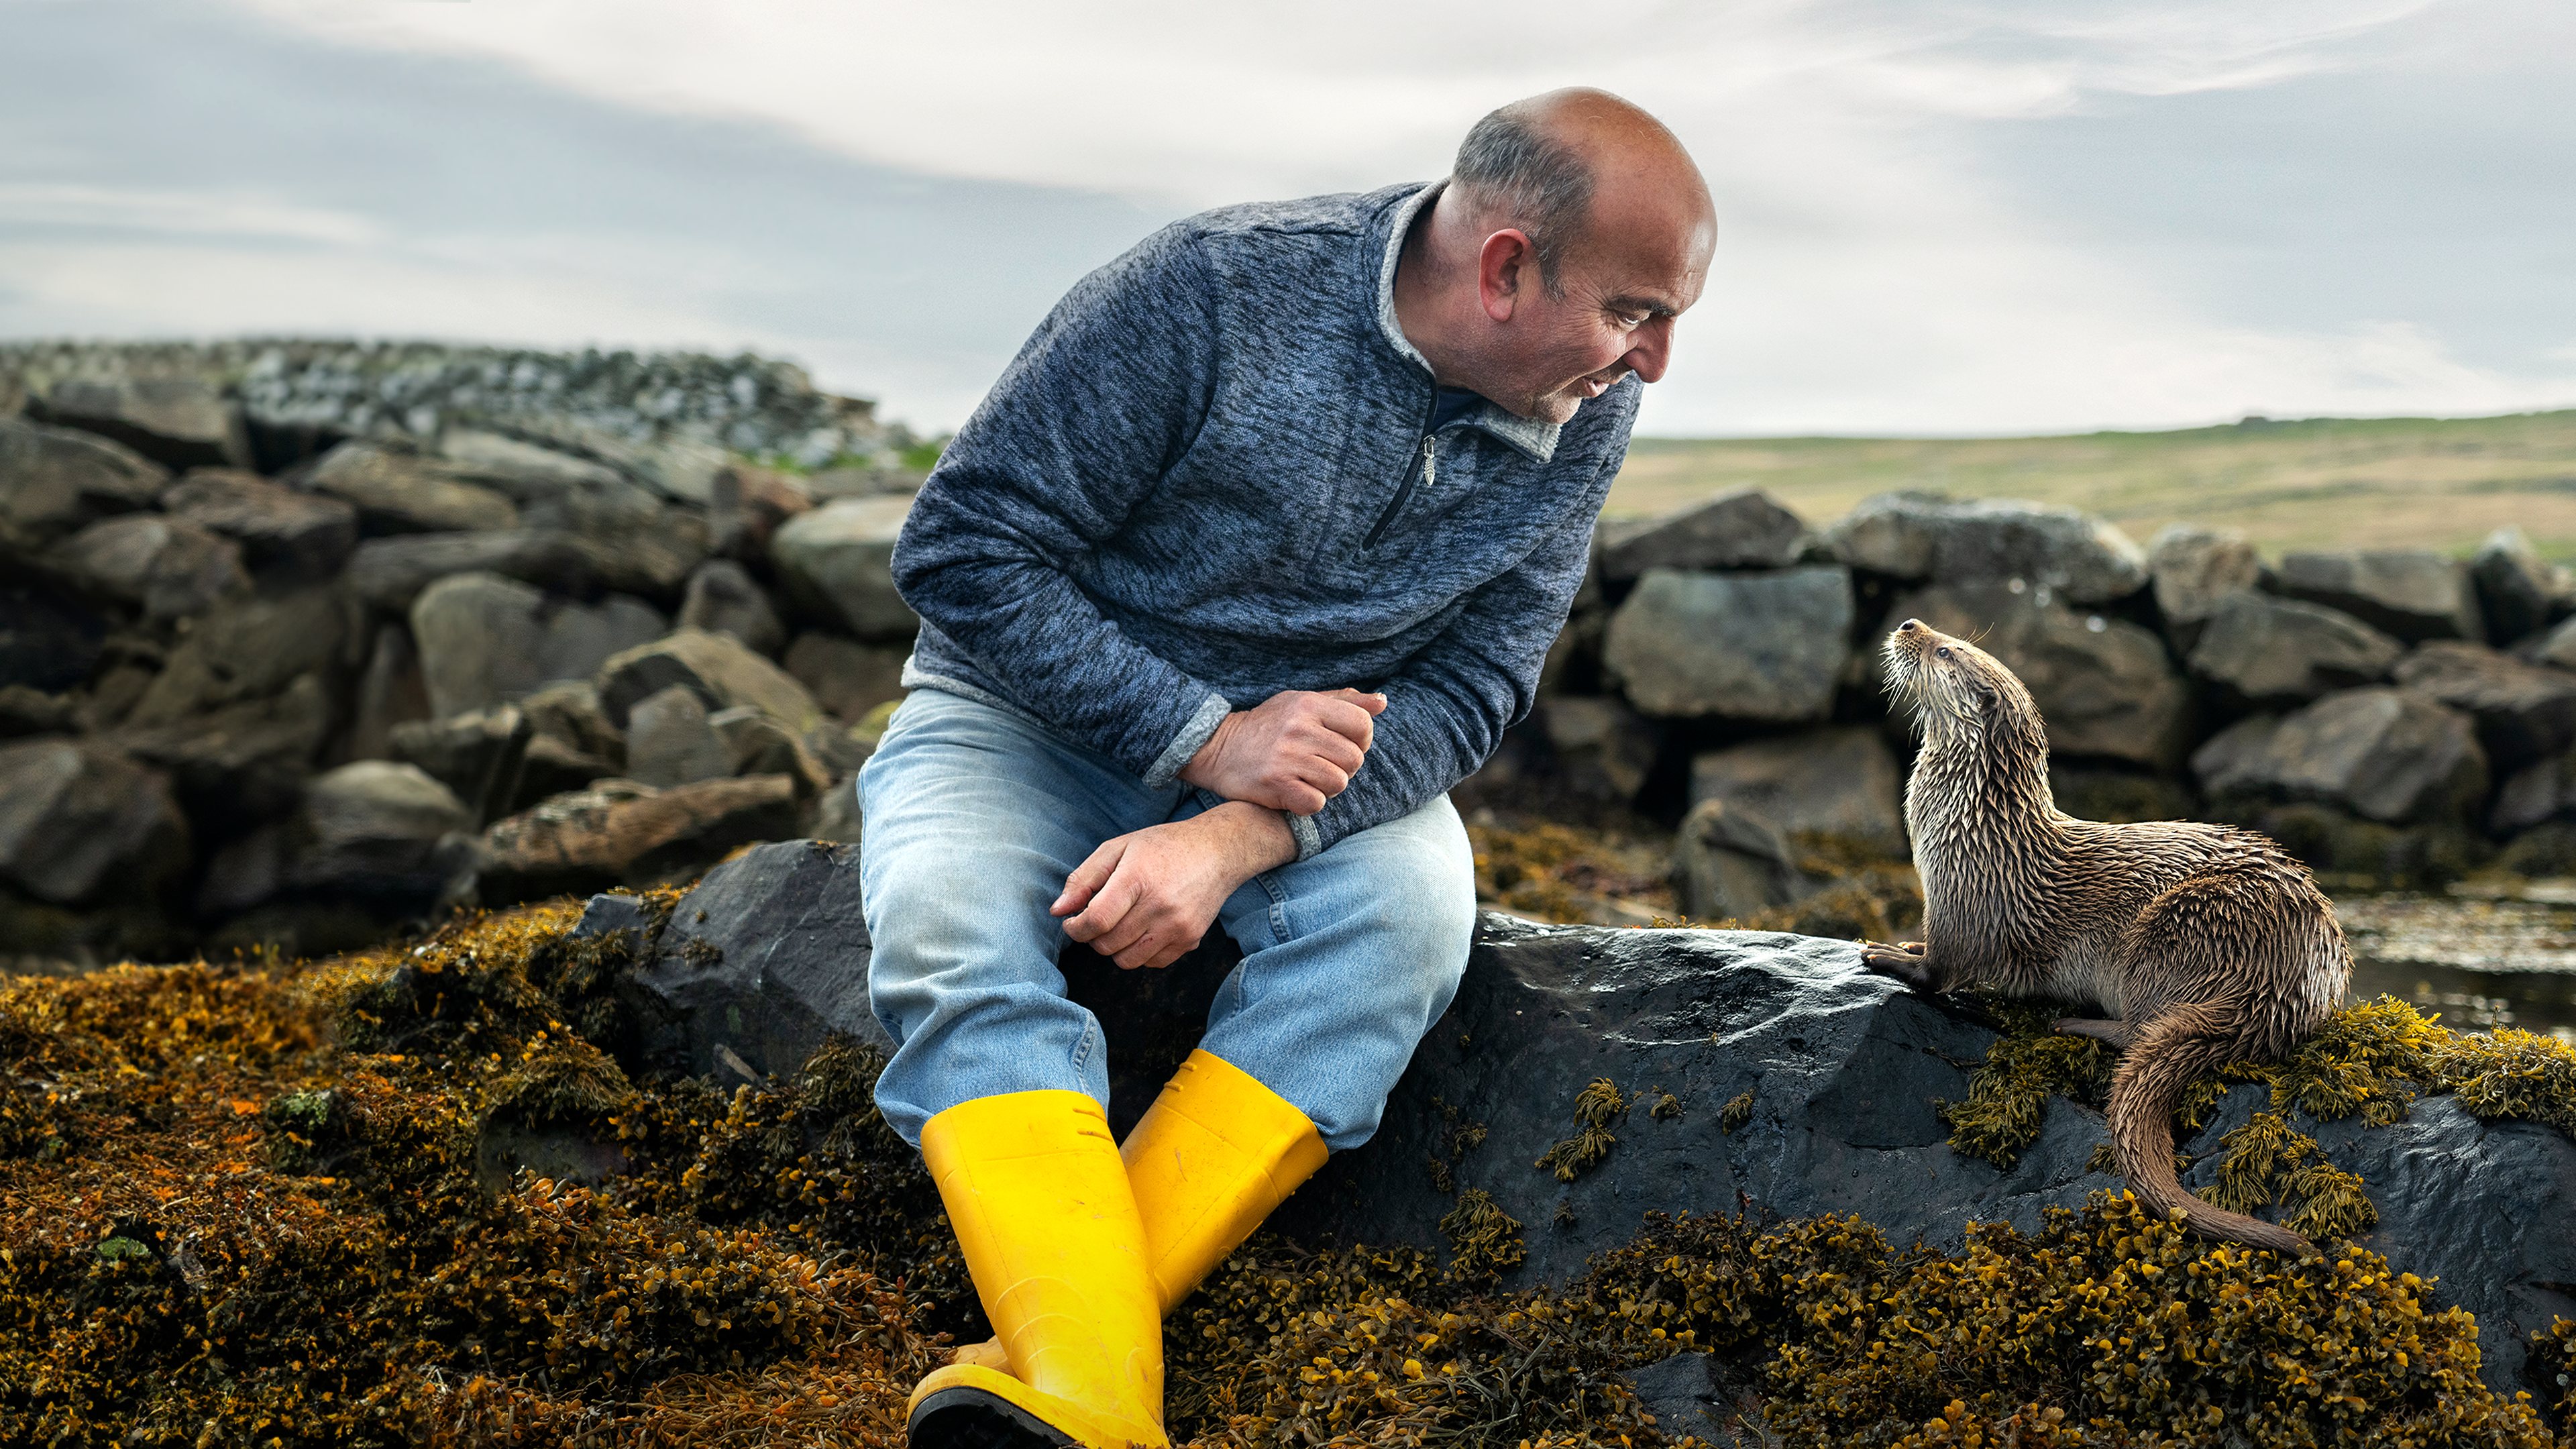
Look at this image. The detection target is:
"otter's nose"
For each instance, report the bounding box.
[1896,619,1922,633]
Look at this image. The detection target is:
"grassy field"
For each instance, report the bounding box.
[1609,409,2576,560]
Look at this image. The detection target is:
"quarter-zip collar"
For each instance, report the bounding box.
[1370,180,1563,465]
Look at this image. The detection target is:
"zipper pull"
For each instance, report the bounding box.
[1421,434,1436,490]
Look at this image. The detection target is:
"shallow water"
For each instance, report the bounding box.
[2339,885,2576,1041]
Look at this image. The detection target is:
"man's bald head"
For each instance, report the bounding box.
[1450,88,1711,299]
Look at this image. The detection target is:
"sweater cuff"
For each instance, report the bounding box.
[1285,811,1323,863]
[1142,691,1233,790]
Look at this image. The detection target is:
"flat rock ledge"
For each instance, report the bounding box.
[576,840,2576,1401]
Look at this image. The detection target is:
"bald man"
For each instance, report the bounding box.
[863,89,1715,1449]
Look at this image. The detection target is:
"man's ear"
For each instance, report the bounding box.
[1477,229,1536,323]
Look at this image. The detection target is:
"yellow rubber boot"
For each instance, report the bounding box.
[905,1091,1168,1449]
[951,1051,1328,1373]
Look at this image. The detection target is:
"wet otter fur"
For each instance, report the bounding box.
[1866,618,2350,1257]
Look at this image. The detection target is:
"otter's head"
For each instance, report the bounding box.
[1882,618,2043,751]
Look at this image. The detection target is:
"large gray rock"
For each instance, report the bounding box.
[1823,493,2147,604]
[113,671,335,820]
[123,588,350,727]
[2392,639,2576,770]
[435,428,627,494]
[1689,726,1904,853]
[595,627,824,734]
[411,572,667,718]
[1262,917,2575,1397]
[1892,581,2191,766]
[2192,686,2487,825]
[576,839,890,1085]
[308,441,521,535]
[677,557,785,657]
[50,513,250,621]
[478,773,800,902]
[771,496,917,641]
[708,464,814,559]
[1672,797,1811,921]
[162,468,358,580]
[625,684,731,788]
[1596,489,1807,582]
[2471,525,2559,646]
[30,374,250,471]
[2188,590,2404,705]
[388,705,535,828]
[282,760,480,902]
[0,417,168,549]
[2491,750,2576,837]
[2148,523,2261,650]
[345,527,700,612]
[1534,696,1656,804]
[2273,549,2483,644]
[782,631,907,724]
[1602,566,1851,721]
[0,739,189,906]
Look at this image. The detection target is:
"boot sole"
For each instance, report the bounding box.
[908,1385,1081,1449]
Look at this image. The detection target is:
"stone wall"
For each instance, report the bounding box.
[1,341,928,966]
[1501,487,2576,920]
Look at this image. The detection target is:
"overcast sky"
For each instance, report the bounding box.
[4,0,2571,437]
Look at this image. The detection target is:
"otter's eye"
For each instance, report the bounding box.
[1935,646,1951,658]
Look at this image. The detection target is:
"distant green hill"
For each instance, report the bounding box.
[1610,410,2576,560]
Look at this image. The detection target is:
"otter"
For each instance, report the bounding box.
[1864,617,2351,1257]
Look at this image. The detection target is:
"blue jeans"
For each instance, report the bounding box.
[857,688,1477,1151]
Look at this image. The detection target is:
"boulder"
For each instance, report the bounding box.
[2471,525,2559,646]
[2528,614,2576,674]
[113,672,335,822]
[595,627,823,735]
[2490,751,2576,837]
[161,468,358,580]
[434,428,626,494]
[1601,566,1851,722]
[708,705,834,795]
[1,582,109,693]
[2147,524,2261,651]
[0,416,170,549]
[770,496,917,641]
[124,588,350,728]
[388,706,535,828]
[308,441,521,535]
[782,631,907,724]
[519,680,626,765]
[625,684,731,789]
[477,773,800,902]
[1596,489,1807,583]
[511,476,710,597]
[1534,696,1656,804]
[1672,797,1810,921]
[1688,727,1905,853]
[30,375,250,471]
[2192,687,2487,826]
[1823,494,2147,604]
[676,558,785,657]
[282,760,480,902]
[345,529,602,612]
[411,572,667,719]
[0,739,189,906]
[2187,590,2404,706]
[576,839,890,1085]
[50,514,250,621]
[1890,582,2190,766]
[2272,549,2483,644]
[0,684,75,739]
[1260,917,2575,1397]
[2392,640,2576,770]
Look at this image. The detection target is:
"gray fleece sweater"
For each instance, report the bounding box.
[893,180,1640,859]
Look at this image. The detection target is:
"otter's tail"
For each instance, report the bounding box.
[2105,1004,2318,1258]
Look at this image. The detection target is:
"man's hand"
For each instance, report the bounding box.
[1053,802,1297,970]
[1180,688,1387,815]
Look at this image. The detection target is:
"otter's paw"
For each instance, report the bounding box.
[1860,939,1935,990]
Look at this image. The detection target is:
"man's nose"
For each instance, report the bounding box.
[1623,317,1674,384]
